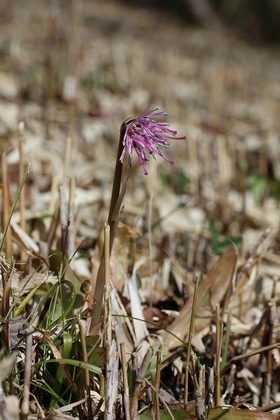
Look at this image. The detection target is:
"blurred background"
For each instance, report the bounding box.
[0,0,280,265]
[123,0,280,43]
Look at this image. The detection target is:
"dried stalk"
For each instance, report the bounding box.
[1,259,16,351]
[68,176,76,262]
[130,348,152,420]
[18,122,26,262]
[104,223,111,344]
[152,349,161,420]
[148,193,153,308]
[59,185,68,256]
[79,320,93,419]
[184,276,199,408]
[215,303,222,407]
[196,363,206,420]
[191,352,205,420]
[0,163,30,258]
[21,327,33,418]
[1,151,12,260]
[104,340,119,420]
[120,342,130,420]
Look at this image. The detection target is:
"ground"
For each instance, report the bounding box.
[1,0,280,419]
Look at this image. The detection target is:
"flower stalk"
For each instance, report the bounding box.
[90,124,127,332]
[107,123,125,226]
[90,107,185,332]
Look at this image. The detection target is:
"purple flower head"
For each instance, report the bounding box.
[119,106,186,175]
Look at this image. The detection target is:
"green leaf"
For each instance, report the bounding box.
[209,221,242,255]
[269,178,280,203]
[36,358,102,375]
[247,175,267,204]
[46,281,76,329]
[213,236,242,255]
[86,337,106,368]
[175,170,189,194]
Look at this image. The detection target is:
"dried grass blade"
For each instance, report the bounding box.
[184,276,199,408]
[128,267,149,345]
[21,327,33,418]
[0,162,30,255]
[79,319,92,419]
[152,349,161,420]
[104,340,119,420]
[1,151,12,259]
[104,223,111,344]
[18,122,26,261]
[120,342,131,420]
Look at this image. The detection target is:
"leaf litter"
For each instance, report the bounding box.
[1,0,280,419]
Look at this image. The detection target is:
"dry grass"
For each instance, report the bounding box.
[1,0,280,419]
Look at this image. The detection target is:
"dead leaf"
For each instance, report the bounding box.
[0,352,17,382]
[160,247,238,350]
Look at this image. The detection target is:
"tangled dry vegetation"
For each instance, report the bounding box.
[1,1,280,419]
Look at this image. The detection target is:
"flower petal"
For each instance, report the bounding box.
[120,107,185,174]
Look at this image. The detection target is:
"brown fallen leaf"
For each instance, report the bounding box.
[142,306,175,330]
[140,406,280,420]
[160,247,238,351]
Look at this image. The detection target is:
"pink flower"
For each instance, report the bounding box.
[119,106,186,175]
